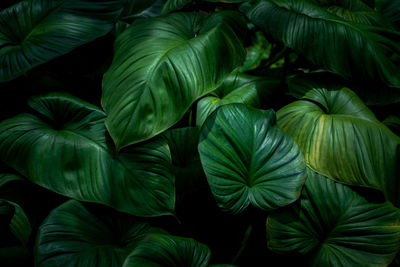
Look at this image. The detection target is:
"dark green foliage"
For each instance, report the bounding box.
[0,0,399,266]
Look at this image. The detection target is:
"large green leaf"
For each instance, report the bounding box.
[196,73,279,126]
[243,0,400,87]
[0,0,123,82]
[198,104,307,214]
[102,11,246,150]
[277,87,400,206]
[35,200,164,267]
[0,93,175,216]
[122,233,211,267]
[267,169,400,266]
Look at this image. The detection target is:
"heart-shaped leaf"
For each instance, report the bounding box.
[243,0,400,87]
[198,104,307,214]
[35,200,164,267]
[0,93,175,216]
[122,233,211,267]
[102,11,246,150]
[0,0,123,82]
[267,169,400,266]
[277,87,400,207]
[196,73,280,126]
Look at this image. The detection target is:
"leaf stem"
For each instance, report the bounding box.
[231,224,253,264]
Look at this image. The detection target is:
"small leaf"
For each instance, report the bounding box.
[196,73,279,126]
[198,103,307,214]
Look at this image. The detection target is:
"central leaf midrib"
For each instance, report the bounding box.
[120,23,220,141]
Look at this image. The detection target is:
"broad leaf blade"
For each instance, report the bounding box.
[198,104,307,214]
[102,11,246,150]
[267,169,400,267]
[277,87,400,207]
[0,0,123,82]
[35,200,164,267]
[244,0,400,87]
[122,233,211,267]
[0,93,175,216]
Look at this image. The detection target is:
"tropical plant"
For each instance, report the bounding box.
[0,0,399,266]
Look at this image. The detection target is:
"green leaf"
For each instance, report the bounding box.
[196,73,279,126]
[243,0,400,87]
[122,233,211,267]
[0,200,31,246]
[35,200,164,267]
[0,93,175,217]
[0,174,31,246]
[277,87,400,207]
[198,104,307,214]
[102,11,246,150]
[0,0,123,82]
[162,0,192,13]
[267,169,400,267]
[236,31,271,73]
[318,0,392,26]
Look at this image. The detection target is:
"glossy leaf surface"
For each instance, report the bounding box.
[102,11,246,149]
[244,0,400,87]
[0,0,123,82]
[0,93,175,216]
[122,233,211,267]
[35,200,163,267]
[198,104,307,214]
[277,87,400,206]
[196,73,279,126]
[267,169,400,267]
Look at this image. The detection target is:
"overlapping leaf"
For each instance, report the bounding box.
[277,87,400,206]
[196,73,279,126]
[198,104,307,214]
[267,169,400,266]
[243,0,400,87]
[0,93,175,216]
[122,233,211,267]
[102,11,246,150]
[0,0,123,82]
[35,200,164,267]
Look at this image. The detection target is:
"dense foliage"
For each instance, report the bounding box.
[1,0,400,266]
